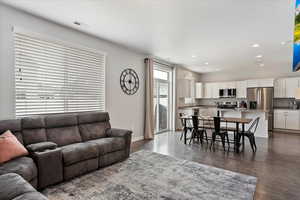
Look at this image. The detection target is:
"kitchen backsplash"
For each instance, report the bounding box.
[181,97,300,109]
[273,98,299,109]
[196,98,246,106]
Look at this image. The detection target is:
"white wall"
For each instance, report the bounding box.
[0,4,146,141]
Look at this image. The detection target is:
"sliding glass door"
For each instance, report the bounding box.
[153,66,173,134]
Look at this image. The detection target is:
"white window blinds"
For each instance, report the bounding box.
[14,31,106,117]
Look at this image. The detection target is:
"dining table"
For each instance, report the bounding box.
[180,115,253,153]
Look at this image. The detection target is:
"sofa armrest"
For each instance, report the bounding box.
[106,128,132,138]
[31,148,63,189]
[106,128,132,158]
[26,142,57,152]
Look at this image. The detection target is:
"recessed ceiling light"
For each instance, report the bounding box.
[259,63,265,67]
[204,62,209,65]
[252,44,260,48]
[192,55,197,58]
[281,41,286,45]
[256,55,263,58]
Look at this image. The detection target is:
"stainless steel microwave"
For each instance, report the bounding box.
[219,88,236,98]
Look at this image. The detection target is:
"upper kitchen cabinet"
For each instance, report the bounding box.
[274,77,300,98]
[204,82,219,98]
[236,81,247,98]
[195,82,203,98]
[178,79,195,98]
[219,81,236,89]
[247,79,274,88]
[274,78,286,98]
[285,78,300,98]
[204,82,213,98]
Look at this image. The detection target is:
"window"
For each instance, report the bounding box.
[14,31,106,117]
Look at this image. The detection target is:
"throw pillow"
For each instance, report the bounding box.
[0,130,28,163]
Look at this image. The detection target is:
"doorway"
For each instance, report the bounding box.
[153,65,173,134]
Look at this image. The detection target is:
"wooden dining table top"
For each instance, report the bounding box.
[180,115,252,124]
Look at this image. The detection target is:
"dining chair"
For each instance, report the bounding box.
[189,115,206,144]
[241,117,260,152]
[210,117,230,151]
[179,113,193,141]
[198,117,209,143]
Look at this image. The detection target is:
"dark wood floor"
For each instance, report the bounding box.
[131,131,300,200]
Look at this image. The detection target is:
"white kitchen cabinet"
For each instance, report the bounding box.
[247,80,259,88]
[259,79,274,87]
[285,78,300,98]
[204,83,219,99]
[247,79,274,88]
[219,81,236,89]
[274,79,286,98]
[274,109,300,130]
[212,82,220,98]
[190,80,195,98]
[204,83,213,98]
[274,110,286,129]
[274,77,300,98]
[195,82,203,98]
[227,81,236,89]
[286,110,300,130]
[236,81,247,98]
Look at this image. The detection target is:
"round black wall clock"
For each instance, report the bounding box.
[120,68,139,95]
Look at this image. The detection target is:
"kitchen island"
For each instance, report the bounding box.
[218,108,269,138]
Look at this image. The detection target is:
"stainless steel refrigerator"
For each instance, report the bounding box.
[247,87,274,132]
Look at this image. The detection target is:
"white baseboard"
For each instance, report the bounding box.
[132,135,144,142]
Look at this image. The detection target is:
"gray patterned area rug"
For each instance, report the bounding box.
[43,150,257,200]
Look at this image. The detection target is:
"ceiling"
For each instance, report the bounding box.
[0,0,296,74]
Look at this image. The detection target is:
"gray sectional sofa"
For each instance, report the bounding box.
[0,112,132,200]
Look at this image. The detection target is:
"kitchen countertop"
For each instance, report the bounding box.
[178,105,217,109]
[178,105,268,112]
[274,107,299,110]
[217,108,269,113]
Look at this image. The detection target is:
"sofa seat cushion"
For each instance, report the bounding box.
[61,143,99,166]
[87,137,125,155]
[0,157,37,182]
[0,173,36,200]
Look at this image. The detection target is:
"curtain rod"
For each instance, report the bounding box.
[145,58,173,67]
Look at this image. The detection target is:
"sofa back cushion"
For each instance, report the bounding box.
[0,130,28,164]
[45,114,82,147]
[0,119,23,144]
[78,112,111,141]
[21,117,47,145]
